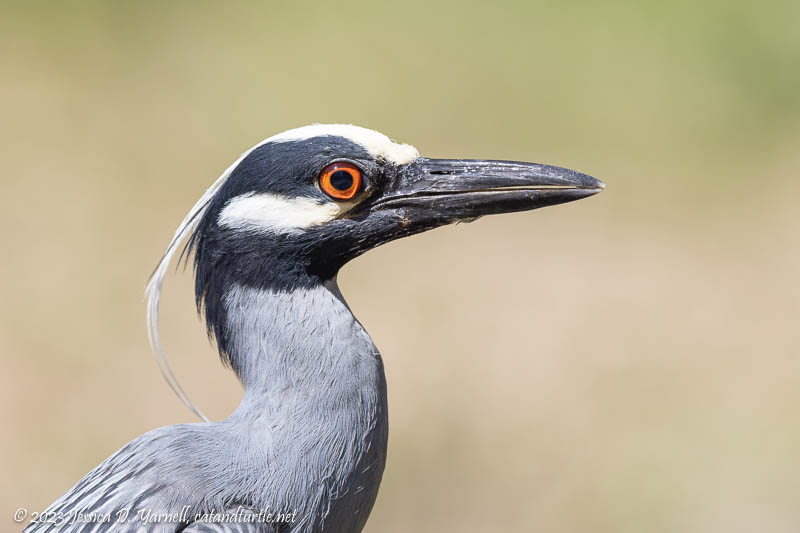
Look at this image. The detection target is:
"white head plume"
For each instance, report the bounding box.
[145,141,266,421]
[144,124,417,420]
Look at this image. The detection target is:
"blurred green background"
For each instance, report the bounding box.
[2,1,799,531]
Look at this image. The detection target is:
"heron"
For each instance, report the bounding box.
[24,125,604,532]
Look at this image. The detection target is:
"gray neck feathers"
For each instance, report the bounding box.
[221,280,388,532]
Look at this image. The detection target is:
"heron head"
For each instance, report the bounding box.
[186,124,604,289]
[146,124,604,387]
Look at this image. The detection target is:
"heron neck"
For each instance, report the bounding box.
[216,279,388,532]
[222,279,387,422]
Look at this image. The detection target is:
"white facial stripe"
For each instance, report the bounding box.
[267,124,419,165]
[218,193,349,234]
[146,123,417,421]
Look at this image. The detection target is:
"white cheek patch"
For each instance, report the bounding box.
[268,124,419,165]
[146,123,416,421]
[218,193,351,234]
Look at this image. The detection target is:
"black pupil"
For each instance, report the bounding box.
[330,170,354,191]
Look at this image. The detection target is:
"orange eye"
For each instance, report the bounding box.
[319,162,363,200]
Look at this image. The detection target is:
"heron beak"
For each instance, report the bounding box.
[369,158,605,221]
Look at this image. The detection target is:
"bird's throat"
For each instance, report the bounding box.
[222,281,389,532]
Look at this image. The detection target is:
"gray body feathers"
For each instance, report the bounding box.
[26,282,388,533]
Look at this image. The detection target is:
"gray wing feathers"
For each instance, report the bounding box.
[21,425,287,533]
[22,429,182,533]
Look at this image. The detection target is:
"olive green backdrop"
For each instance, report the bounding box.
[2,1,799,532]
